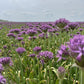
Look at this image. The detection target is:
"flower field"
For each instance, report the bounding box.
[0,18,84,84]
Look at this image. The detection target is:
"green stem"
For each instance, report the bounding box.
[80,69,84,84]
[59,79,63,84]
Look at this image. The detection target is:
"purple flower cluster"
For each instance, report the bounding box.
[55,18,69,28]
[38,51,54,64]
[7,33,16,38]
[0,75,6,84]
[39,51,53,59]
[0,57,12,66]
[68,22,79,30]
[57,35,84,68]
[3,45,7,49]
[39,33,48,39]
[16,47,26,54]
[58,67,65,73]
[17,37,23,41]
[21,41,25,45]
[26,29,37,36]
[56,45,69,62]
[33,46,41,53]
[29,54,36,57]
[48,28,57,33]
[57,67,65,79]
[79,28,83,32]
[68,35,84,61]
[40,25,52,32]
[9,29,21,33]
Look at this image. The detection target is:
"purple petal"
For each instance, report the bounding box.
[76,52,82,61]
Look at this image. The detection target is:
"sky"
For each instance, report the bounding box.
[0,0,84,22]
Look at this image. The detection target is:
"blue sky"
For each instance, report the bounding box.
[0,0,84,22]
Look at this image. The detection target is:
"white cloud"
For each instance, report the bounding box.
[0,0,84,21]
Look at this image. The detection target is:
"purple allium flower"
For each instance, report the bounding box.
[28,37,32,40]
[0,75,6,84]
[0,64,4,73]
[70,34,73,37]
[33,46,41,52]
[21,41,25,45]
[76,32,80,34]
[55,18,69,28]
[48,28,57,33]
[56,45,69,62]
[0,50,1,52]
[17,34,22,37]
[7,33,16,38]
[37,51,53,64]
[17,37,23,41]
[39,33,45,39]
[3,45,7,49]
[9,29,20,33]
[16,47,26,54]
[15,44,18,47]
[20,31,26,34]
[79,28,83,32]
[68,22,79,30]
[9,50,11,52]
[38,51,53,60]
[58,67,65,73]
[13,29,21,33]
[63,25,70,32]
[40,25,52,32]
[66,35,84,67]
[0,57,12,66]
[56,33,59,36]
[57,67,65,79]
[37,29,42,33]
[40,59,44,65]
[29,54,36,57]
[33,36,37,40]
[26,29,37,36]
[9,29,14,33]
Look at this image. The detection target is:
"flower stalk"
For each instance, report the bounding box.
[80,69,84,84]
[59,79,63,84]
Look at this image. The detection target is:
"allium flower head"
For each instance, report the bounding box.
[32,36,37,40]
[68,22,79,30]
[33,46,41,52]
[16,47,26,54]
[7,33,16,38]
[67,35,84,67]
[57,67,65,79]
[56,45,69,62]
[29,54,36,57]
[0,57,12,66]
[20,31,26,34]
[21,41,25,45]
[3,45,7,49]
[39,33,45,39]
[17,37,23,41]
[9,29,20,33]
[48,28,57,33]
[38,51,53,64]
[0,75,6,84]
[26,29,37,36]
[55,18,69,28]
[79,28,83,32]
[40,25,52,32]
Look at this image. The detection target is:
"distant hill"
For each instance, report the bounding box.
[0,19,9,22]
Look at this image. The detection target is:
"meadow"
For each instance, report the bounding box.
[0,18,84,84]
